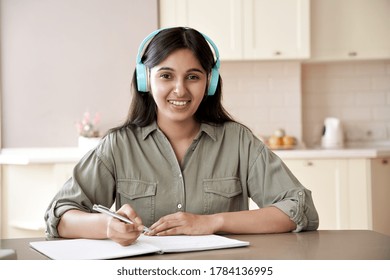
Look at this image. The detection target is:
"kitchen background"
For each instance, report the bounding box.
[222,60,390,147]
[0,0,389,239]
[1,0,389,148]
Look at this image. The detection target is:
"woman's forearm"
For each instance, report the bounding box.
[57,209,110,239]
[212,207,296,234]
[58,207,296,238]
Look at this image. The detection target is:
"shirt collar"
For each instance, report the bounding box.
[141,121,217,141]
[142,121,159,140]
[199,123,217,141]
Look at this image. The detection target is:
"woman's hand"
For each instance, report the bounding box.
[148,212,221,236]
[106,204,145,246]
[147,208,296,236]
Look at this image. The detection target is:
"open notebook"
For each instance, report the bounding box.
[30,234,249,260]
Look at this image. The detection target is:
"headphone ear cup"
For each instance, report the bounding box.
[136,63,148,92]
[136,29,162,93]
[207,66,219,96]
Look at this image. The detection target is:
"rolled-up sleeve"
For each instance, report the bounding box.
[248,146,319,232]
[44,138,116,238]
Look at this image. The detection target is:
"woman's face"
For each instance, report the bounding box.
[149,48,208,125]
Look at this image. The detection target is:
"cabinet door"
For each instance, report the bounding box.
[370,158,390,236]
[346,159,371,230]
[243,0,310,59]
[283,159,348,230]
[159,0,243,60]
[311,0,390,61]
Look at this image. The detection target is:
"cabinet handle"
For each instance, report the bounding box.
[348,51,357,57]
[382,159,388,165]
[304,161,314,167]
[274,51,282,56]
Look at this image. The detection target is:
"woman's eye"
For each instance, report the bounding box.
[187,74,199,80]
[160,73,171,79]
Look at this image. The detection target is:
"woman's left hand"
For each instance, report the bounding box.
[147,212,220,236]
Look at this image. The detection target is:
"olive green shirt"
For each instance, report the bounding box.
[45,121,319,237]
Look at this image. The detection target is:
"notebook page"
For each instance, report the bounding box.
[138,234,249,253]
[30,238,160,260]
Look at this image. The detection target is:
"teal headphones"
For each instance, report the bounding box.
[136,28,221,96]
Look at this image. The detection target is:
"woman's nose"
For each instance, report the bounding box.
[174,80,186,96]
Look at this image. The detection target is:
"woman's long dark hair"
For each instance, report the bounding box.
[110,27,236,133]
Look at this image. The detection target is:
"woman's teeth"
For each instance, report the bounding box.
[169,100,189,106]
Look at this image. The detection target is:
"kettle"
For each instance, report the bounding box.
[321,117,344,149]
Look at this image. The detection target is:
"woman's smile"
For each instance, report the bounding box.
[168,99,191,106]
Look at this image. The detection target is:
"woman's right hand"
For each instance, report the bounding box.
[106,204,144,246]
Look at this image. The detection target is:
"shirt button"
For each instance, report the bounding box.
[179,173,183,178]
[298,191,303,196]
[177,203,182,209]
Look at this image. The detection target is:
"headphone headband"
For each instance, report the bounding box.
[135,28,220,96]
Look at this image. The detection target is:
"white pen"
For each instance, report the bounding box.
[92,204,151,234]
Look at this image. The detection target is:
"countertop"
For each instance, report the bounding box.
[2,230,390,260]
[0,148,86,164]
[274,146,390,159]
[0,144,390,165]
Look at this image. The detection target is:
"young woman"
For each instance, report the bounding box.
[45,27,318,246]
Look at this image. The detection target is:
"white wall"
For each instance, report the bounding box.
[0,0,157,147]
[302,60,390,147]
[220,61,302,141]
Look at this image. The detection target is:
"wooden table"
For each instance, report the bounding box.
[1,230,389,260]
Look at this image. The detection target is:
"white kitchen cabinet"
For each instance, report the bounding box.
[242,0,310,59]
[370,158,390,236]
[1,163,75,238]
[283,158,390,236]
[159,0,309,60]
[310,0,390,61]
[283,159,352,230]
[159,0,243,60]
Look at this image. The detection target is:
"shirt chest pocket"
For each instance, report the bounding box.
[117,180,157,227]
[203,177,243,214]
